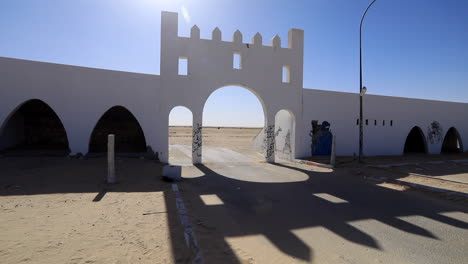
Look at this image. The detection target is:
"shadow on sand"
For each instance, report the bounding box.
[0,156,467,263]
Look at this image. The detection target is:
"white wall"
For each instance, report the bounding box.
[0,57,163,158]
[299,89,359,158]
[159,12,304,163]
[0,11,305,163]
[300,89,468,157]
[274,110,295,160]
[1,11,467,163]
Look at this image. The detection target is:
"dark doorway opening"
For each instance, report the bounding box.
[89,106,147,153]
[441,127,463,153]
[0,99,69,155]
[404,126,426,154]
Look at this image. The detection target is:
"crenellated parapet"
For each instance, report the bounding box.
[162,11,303,47]
[186,23,302,51]
[163,14,303,51]
[160,11,304,90]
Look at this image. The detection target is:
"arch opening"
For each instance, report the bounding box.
[202,85,266,163]
[168,106,193,165]
[0,99,69,155]
[89,106,147,153]
[441,127,463,153]
[274,110,296,161]
[403,126,427,154]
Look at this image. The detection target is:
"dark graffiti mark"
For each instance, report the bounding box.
[283,129,292,154]
[310,120,332,156]
[264,125,275,159]
[274,127,291,154]
[427,121,443,144]
[192,123,202,157]
[275,126,282,151]
[275,127,282,137]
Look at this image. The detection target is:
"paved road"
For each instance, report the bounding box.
[169,144,263,165]
[176,150,468,263]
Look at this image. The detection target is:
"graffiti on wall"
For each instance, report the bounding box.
[264,125,275,159]
[283,129,292,154]
[192,123,202,157]
[427,121,443,144]
[275,126,282,151]
[274,126,291,154]
[310,120,332,156]
[275,127,282,137]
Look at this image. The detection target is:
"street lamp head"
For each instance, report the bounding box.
[360,86,367,96]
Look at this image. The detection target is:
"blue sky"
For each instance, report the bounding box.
[170,87,265,127]
[1,0,467,127]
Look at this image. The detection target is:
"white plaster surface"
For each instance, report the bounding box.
[298,89,468,157]
[1,11,467,163]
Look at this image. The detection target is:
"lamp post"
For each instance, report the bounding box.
[359,0,377,163]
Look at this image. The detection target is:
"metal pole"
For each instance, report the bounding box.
[359,0,377,163]
[107,134,116,184]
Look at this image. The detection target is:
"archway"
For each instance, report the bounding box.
[274,109,296,161]
[0,99,69,154]
[403,126,427,154]
[202,85,266,163]
[89,106,147,153]
[168,106,193,165]
[441,127,463,153]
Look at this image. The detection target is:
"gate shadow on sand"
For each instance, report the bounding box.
[0,157,467,263]
[176,162,468,263]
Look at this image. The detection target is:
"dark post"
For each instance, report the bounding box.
[359,0,377,163]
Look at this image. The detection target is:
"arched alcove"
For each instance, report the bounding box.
[274,109,296,161]
[0,99,69,154]
[403,126,427,154]
[89,106,147,153]
[441,127,463,153]
[202,85,266,163]
[168,106,193,165]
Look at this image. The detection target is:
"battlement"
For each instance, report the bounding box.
[161,11,304,51]
[160,11,304,88]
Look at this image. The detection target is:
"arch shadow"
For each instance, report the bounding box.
[441,127,463,153]
[88,106,147,154]
[403,126,427,154]
[0,99,70,155]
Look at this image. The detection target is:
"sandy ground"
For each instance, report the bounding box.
[390,161,468,184]
[0,127,262,264]
[307,152,468,166]
[2,127,467,264]
[169,126,262,148]
[304,152,468,195]
[169,127,263,165]
[0,157,191,264]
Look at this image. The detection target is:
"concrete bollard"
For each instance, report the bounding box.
[162,165,182,181]
[330,135,336,167]
[107,134,116,184]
